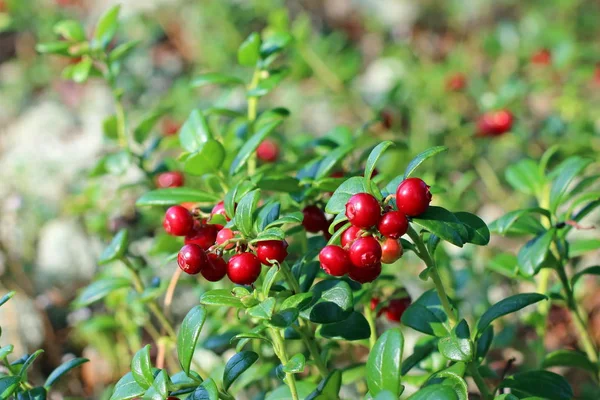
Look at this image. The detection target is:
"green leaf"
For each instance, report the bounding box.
[411,206,467,247]
[0,376,21,399]
[235,189,261,237]
[200,289,244,308]
[572,265,600,286]
[283,354,305,374]
[550,156,592,213]
[102,115,118,140]
[364,141,394,185]
[475,326,494,361]
[248,68,289,97]
[110,372,144,400]
[0,345,14,359]
[136,188,220,207]
[404,146,447,179]
[36,41,71,55]
[270,308,300,328]
[438,320,473,362]
[109,40,140,62]
[44,358,88,388]
[184,139,226,176]
[262,267,280,297]
[0,291,15,307]
[223,351,259,390]
[454,212,490,245]
[19,350,44,377]
[16,386,47,400]
[179,109,213,153]
[325,177,368,214]
[281,293,313,310]
[490,208,550,235]
[131,345,153,389]
[542,350,598,374]
[300,279,353,324]
[517,229,555,276]
[144,370,170,400]
[54,20,86,42]
[305,370,342,400]
[98,229,128,265]
[319,311,370,341]
[366,328,404,397]
[177,306,207,375]
[401,339,437,375]
[406,384,458,400]
[315,145,354,180]
[238,32,261,66]
[250,227,286,243]
[499,371,573,400]
[257,175,301,193]
[74,278,131,307]
[191,73,244,88]
[247,298,276,320]
[477,293,547,333]
[505,159,545,196]
[71,57,92,83]
[255,202,281,231]
[133,109,168,143]
[426,364,467,400]
[189,378,219,400]
[260,32,292,58]
[93,5,120,49]
[265,212,304,229]
[230,120,282,175]
[401,290,451,337]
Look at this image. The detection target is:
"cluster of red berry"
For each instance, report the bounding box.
[164,202,288,285]
[318,177,432,283]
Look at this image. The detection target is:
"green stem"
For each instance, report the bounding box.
[469,364,492,400]
[280,261,300,293]
[246,68,261,175]
[270,328,300,400]
[364,303,377,349]
[407,226,457,325]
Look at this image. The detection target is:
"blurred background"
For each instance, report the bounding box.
[1,0,599,398]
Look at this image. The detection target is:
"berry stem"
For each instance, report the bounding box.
[406,226,457,325]
[468,364,492,400]
[363,302,377,349]
[270,328,300,400]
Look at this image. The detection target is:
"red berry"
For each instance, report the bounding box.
[227,253,262,285]
[378,211,408,239]
[330,170,345,178]
[319,245,351,276]
[302,205,328,233]
[531,48,551,66]
[211,201,231,221]
[380,110,393,130]
[381,238,403,264]
[256,240,288,266]
[370,297,379,311]
[385,297,412,322]
[477,110,513,137]
[163,206,194,236]
[395,178,432,217]
[256,139,279,162]
[349,236,382,268]
[167,397,180,400]
[177,244,208,275]
[446,73,467,92]
[341,225,363,248]
[162,119,180,136]
[202,253,227,282]
[216,228,235,249]
[185,224,218,250]
[155,171,184,188]
[349,262,381,283]
[345,193,381,229]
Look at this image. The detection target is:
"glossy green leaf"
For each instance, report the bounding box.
[16,386,47,400]
[542,350,598,374]
[230,119,282,175]
[247,298,276,320]
[191,73,244,88]
[93,5,120,48]
[367,328,404,397]
[71,57,92,83]
[235,189,261,236]
[179,109,213,153]
[283,354,305,374]
[265,212,304,229]
[325,177,368,214]
[411,206,467,247]
[36,41,71,55]
[19,350,44,377]
[517,229,555,276]
[300,279,353,324]
[110,372,144,400]
[249,227,286,243]
[257,175,301,193]
[305,370,342,400]
[314,145,354,180]
[401,290,451,337]
[499,371,573,400]
[44,357,88,388]
[144,370,170,400]
[200,289,244,308]
[98,229,128,265]
[177,306,207,375]
[109,40,140,62]
[454,212,490,245]
[262,267,280,297]
[54,20,86,42]
[130,345,153,388]
[238,32,261,66]
[438,320,473,362]
[0,345,14,359]
[260,32,292,58]
[133,109,168,143]
[572,265,600,286]
[255,202,281,231]
[490,208,550,235]
[549,156,592,213]
[281,293,313,310]
[74,278,130,307]
[505,159,545,196]
[406,384,458,400]
[136,188,220,206]
[189,378,219,400]
[319,311,371,341]
[404,146,447,179]
[364,141,394,184]
[401,339,437,375]
[223,351,259,390]
[0,291,15,307]
[270,309,300,328]
[184,139,226,176]
[477,293,547,333]
[426,364,467,400]
[248,68,289,97]
[476,326,494,361]
[0,376,21,399]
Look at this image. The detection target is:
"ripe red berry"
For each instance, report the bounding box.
[302,205,328,233]
[163,205,194,236]
[202,253,227,282]
[531,48,551,66]
[211,201,230,221]
[319,245,351,276]
[256,240,288,266]
[155,171,184,188]
[349,262,381,283]
[177,244,208,275]
[349,236,382,268]
[162,119,180,136]
[446,73,467,92]
[370,297,379,311]
[227,253,262,285]
[185,224,218,250]
[477,110,513,137]
[341,225,363,248]
[345,193,381,229]
[396,178,432,217]
[378,211,408,239]
[381,238,403,264]
[380,109,393,130]
[216,228,235,249]
[385,297,412,322]
[256,139,279,162]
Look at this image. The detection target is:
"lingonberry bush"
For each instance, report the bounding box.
[3,3,594,400]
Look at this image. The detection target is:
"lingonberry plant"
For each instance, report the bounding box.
[25,4,599,400]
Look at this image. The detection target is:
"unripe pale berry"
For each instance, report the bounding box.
[349,236,382,268]
[319,245,351,276]
[396,178,432,217]
[163,205,194,236]
[345,193,381,229]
